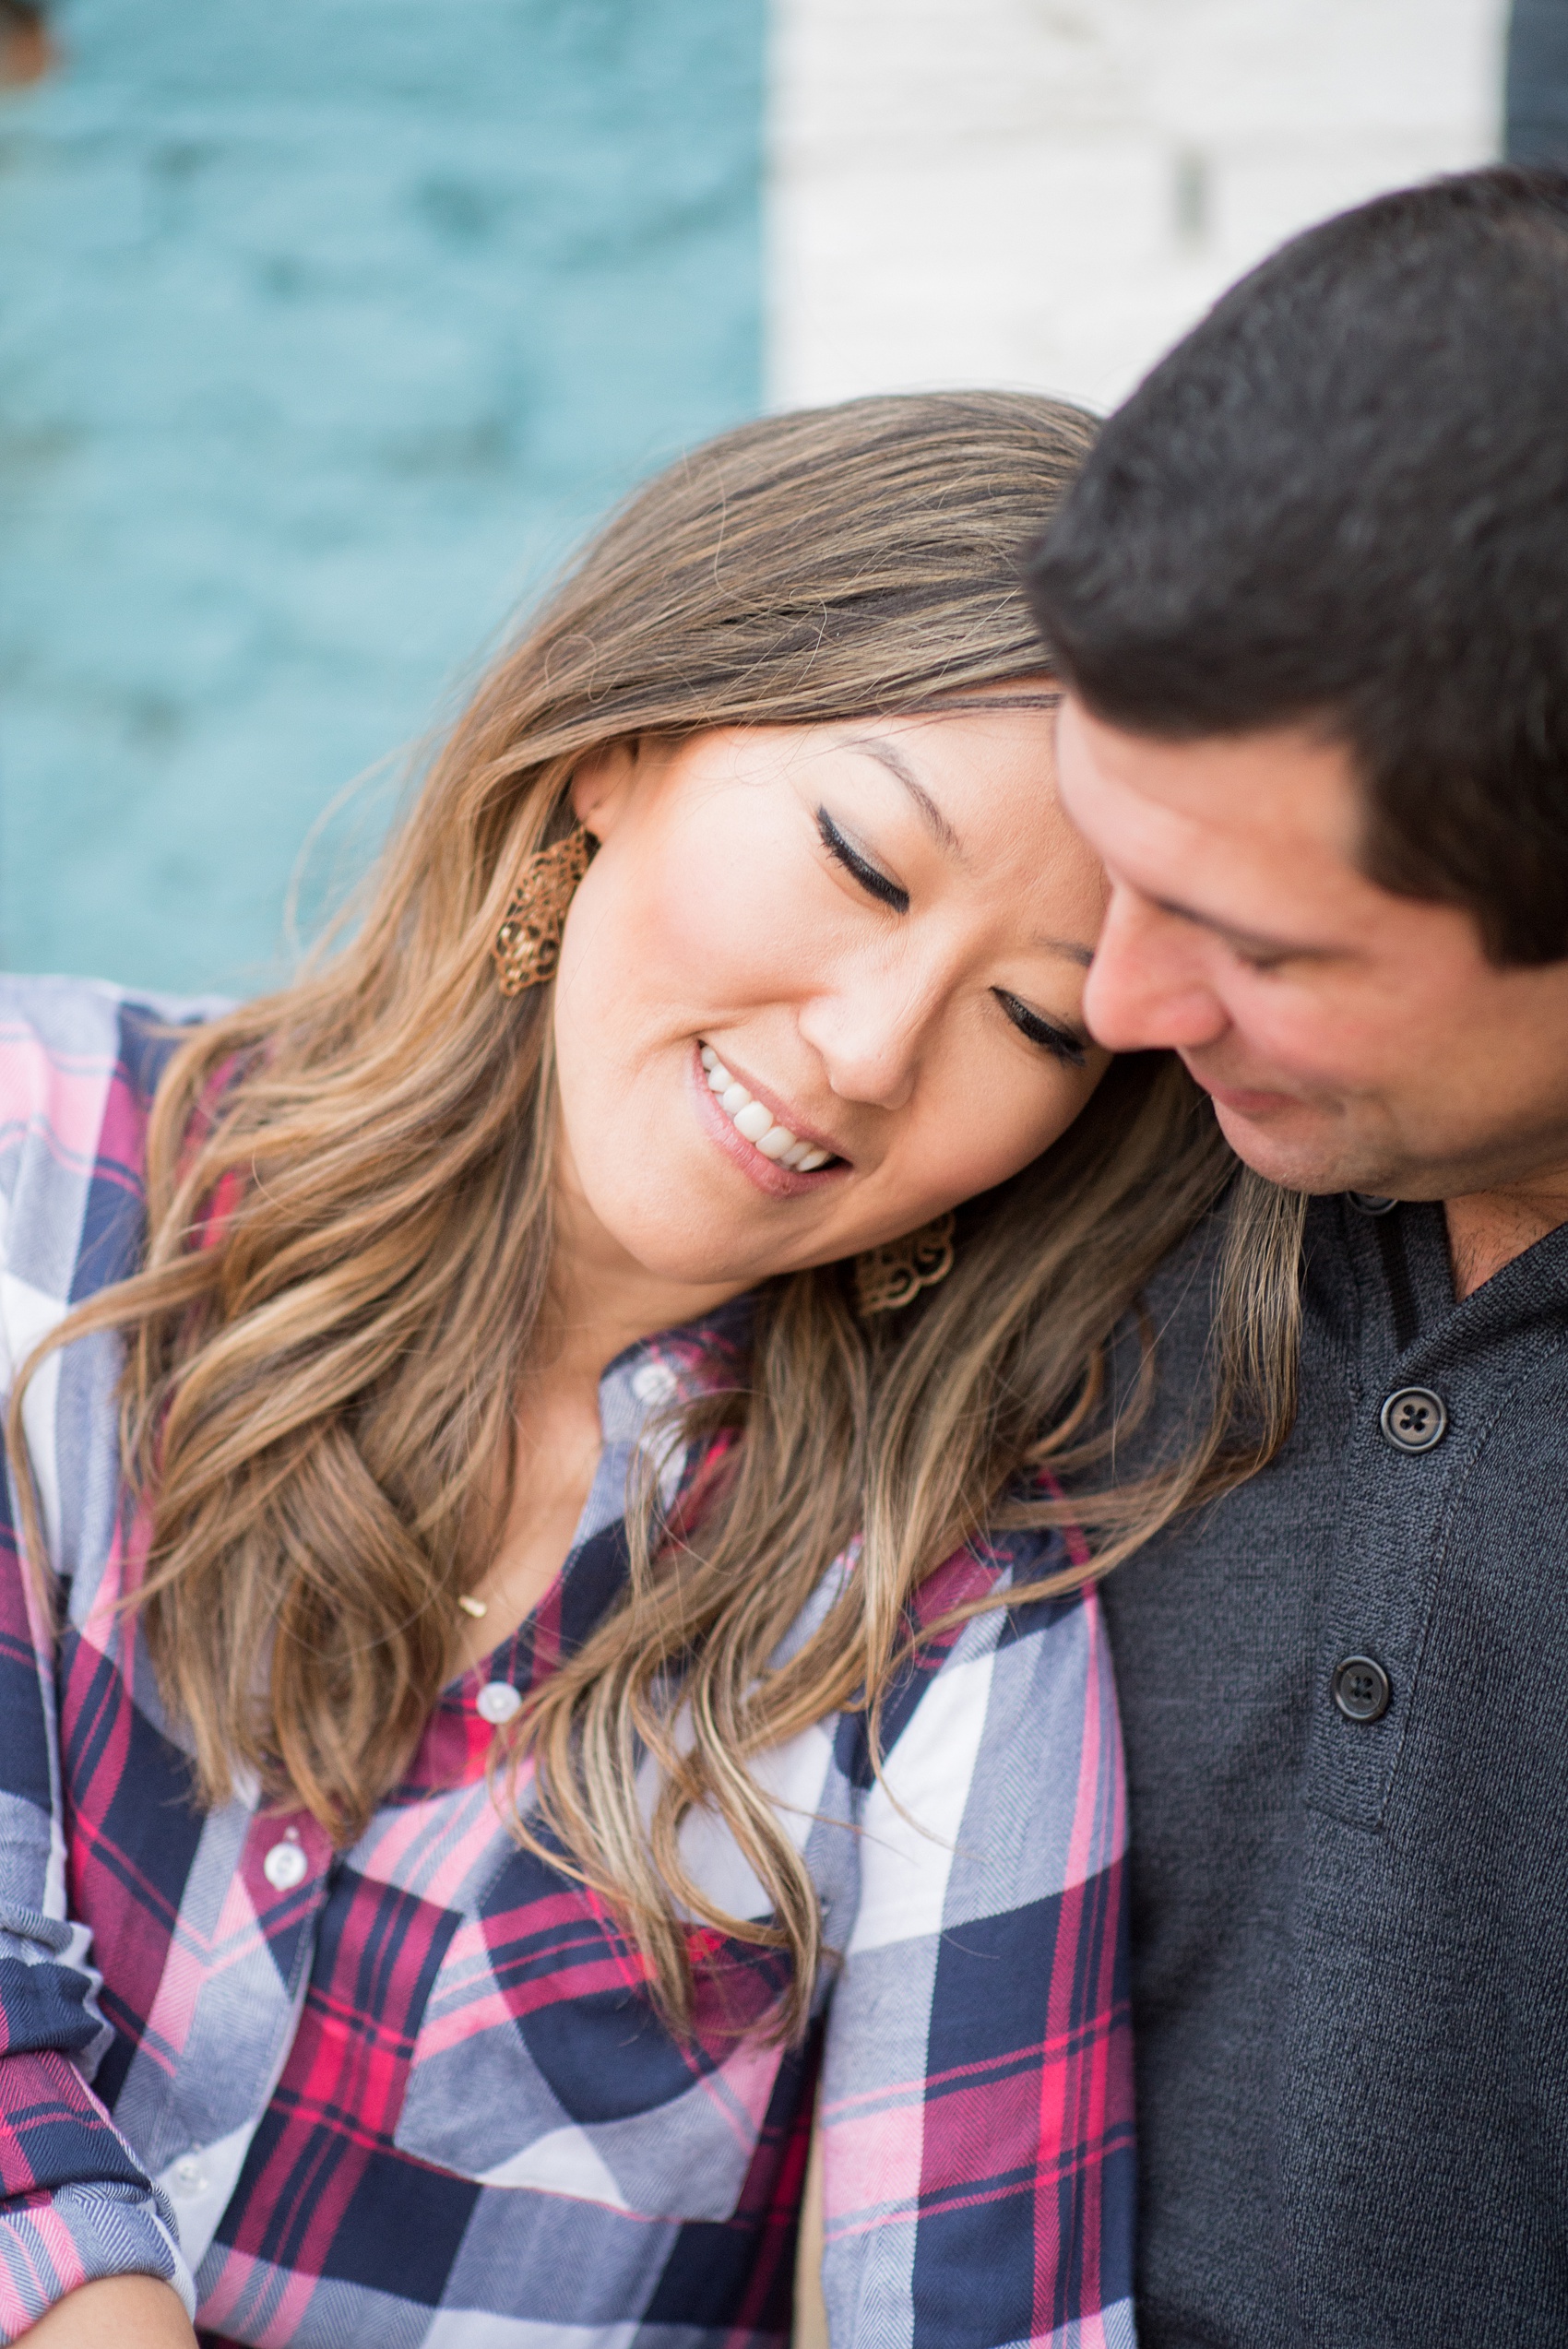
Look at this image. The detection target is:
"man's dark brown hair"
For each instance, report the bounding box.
[1028,166,1568,967]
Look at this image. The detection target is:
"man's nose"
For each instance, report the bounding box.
[1084,886,1229,1054]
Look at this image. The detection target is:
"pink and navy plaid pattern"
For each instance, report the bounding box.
[0,976,1135,2346]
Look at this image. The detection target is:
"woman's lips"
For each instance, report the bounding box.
[689,1043,849,1199]
[699,1043,843,1167]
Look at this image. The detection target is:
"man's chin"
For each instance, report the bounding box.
[1207,1097,1369,1197]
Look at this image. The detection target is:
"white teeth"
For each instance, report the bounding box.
[698,1043,836,1173]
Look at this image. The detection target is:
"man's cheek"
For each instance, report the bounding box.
[1230,984,1351,1078]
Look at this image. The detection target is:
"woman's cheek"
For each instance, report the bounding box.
[911,1059,1098,1217]
[646,808,828,1001]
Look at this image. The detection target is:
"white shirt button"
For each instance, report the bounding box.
[172,2153,208,2196]
[476,1679,524,1726]
[262,1838,309,1892]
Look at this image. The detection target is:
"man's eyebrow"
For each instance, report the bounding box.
[843,736,962,854]
[1153,894,1331,960]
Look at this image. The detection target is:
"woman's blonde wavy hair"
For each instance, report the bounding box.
[9,392,1305,2039]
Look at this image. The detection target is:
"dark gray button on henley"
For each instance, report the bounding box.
[1100,1192,1568,2346]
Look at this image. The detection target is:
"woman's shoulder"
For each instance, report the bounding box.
[1,967,230,1036]
[0,971,231,1300]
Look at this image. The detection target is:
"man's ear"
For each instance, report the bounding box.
[570,741,640,840]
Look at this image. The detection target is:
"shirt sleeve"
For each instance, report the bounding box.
[816,1577,1136,2349]
[0,1557,196,2339]
[0,1002,198,2335]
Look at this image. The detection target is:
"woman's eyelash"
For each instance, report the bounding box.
[816,808,909,913]
[995,991,1089,1067]
[813,813,1086,1065]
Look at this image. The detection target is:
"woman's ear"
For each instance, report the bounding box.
[571,741,640,840]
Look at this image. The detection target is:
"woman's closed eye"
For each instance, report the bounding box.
[815,805,1088,1065]
[994,990,1089,1067]
[816,807,909,913]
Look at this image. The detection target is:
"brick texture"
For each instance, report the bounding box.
[0,0,763,992]
[769,0,1505,413]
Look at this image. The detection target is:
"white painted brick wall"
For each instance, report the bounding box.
[768,0,1508,412]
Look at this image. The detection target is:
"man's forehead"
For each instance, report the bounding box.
[1054,697,1411,956]
[1056,698,1367,865]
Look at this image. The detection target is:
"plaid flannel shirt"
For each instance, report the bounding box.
[0,974,1135,2347]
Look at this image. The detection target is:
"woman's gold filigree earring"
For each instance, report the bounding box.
[854,1211,956,1317]
[492,826,593,995]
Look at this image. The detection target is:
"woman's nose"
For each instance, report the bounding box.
[1084,886,1229,1054]
[796,968,927,1111]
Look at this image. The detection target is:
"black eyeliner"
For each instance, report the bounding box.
[815,807,909,913]
[814,811,1087,1064]
[995,991,1089,1067]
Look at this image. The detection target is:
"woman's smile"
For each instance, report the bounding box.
[693,1040,846,1194]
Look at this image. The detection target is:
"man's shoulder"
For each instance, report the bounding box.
[1139,1201,1230,1389]
[1134,1188,1353,1395]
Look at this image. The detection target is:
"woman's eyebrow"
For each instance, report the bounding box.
[841,736,963,855]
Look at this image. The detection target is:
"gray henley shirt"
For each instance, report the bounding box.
[1101,1189,1568,2344]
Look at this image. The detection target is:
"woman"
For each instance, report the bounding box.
[0,394,1296,2347]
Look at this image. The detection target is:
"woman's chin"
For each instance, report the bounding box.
[592,1187,852,1292]
[610,1227,807,1293]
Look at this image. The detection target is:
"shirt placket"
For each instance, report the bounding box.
[1301,1199,1562,1832]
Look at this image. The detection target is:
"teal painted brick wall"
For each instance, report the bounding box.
[0,0,764,993]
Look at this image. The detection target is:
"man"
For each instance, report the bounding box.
[1028,168,1568,2343]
